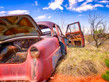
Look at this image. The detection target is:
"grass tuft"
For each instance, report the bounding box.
[56,45,109,77]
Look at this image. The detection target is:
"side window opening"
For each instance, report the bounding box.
[38,25,51,36]
[67,23,79,33]
[53,26,57,35]
[53,25,63,36]
[66,22,85,47]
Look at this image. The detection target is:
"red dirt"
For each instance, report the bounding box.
[49,73,107,82]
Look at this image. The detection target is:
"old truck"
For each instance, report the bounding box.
[0,14,84,81]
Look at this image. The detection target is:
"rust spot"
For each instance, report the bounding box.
[0,20,5,25]
[0,46,18,63]
[7,16,18,23]
[18,17,33,27]
[0,27,4,32]
[4,28,29,35]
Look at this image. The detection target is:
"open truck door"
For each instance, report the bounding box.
[65,22,85,47]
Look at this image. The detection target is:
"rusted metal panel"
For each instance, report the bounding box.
[0,15,41,41]
[0,15,65,82]
[29,37,60,81]
[66,22,85,47]
[37,21,67,54]
[52,47,62,69]
[0,37,60,81]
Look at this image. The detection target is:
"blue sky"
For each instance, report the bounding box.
[0,0,109,33]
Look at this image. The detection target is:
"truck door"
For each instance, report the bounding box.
[65,22,85,47]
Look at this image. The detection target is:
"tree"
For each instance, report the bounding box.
[88,12,108,48]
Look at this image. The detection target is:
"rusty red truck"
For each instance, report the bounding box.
[0,14,84,81]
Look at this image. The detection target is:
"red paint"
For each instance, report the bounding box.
[37,21,67,52]
[0,15,63,81]
[30,37,60,81]
[0,37,60,81]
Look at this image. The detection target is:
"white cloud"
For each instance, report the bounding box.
[69,0,77,5]
[0,11,6,14]
[35,1,38,6]
[43,7,49,10]
[66,0,103,12]
[7,10,29,15]
[73,4,103,12]
[43,0,64,10]
[35,15,46,20]
[35,15,52,20]
[0,11,6,16]
[86,0,93,2]
[0,10,29,16]
[99,0,109,3]
[66,0,77,10]
[81,0,93,6]
[43,0,104,12]
[106,4,109,8]
[48,16,51,19]
[78,0,84,2]
[75,4,94,12]
[94,4,104,7]
[0,6,4,9]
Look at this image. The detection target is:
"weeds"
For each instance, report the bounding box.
[56,45,109,77]
[101,59,109,81]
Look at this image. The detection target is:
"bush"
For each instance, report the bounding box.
[102,72,109,81]
[106,70,109,74]
[101,59,109,81]
[105,59,109,68]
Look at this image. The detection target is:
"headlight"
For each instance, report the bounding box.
[30,47,39,58]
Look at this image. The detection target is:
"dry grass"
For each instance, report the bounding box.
[55,45,109,77]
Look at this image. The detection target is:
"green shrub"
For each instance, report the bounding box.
[101,59,109,81]
[105,59,109,68]
[106,70,109,74]
[102,73,109,81]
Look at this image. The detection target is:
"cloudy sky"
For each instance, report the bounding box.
[0,0,109,32]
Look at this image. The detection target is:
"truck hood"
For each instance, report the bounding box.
[0,14,41,41]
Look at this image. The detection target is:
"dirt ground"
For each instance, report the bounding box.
[49,73,107,82]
